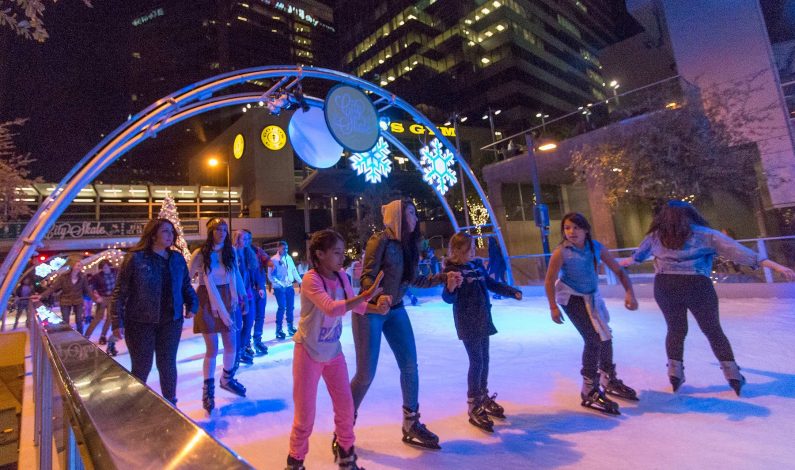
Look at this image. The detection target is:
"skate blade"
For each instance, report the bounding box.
[605,391,639,402]
[485,411,506,419]
[468,418,495,433]
[401,436,442,450]
[580,401,621,416]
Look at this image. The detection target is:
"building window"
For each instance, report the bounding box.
[557,14,581,39]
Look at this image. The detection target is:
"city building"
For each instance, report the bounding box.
[335,0,638,131]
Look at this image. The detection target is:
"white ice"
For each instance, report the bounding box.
[110,292,795,469]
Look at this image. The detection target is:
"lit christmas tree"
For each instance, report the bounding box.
[158,195,191,263]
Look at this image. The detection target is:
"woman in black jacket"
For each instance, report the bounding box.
[110,218,198,406]
[351,199,460,450]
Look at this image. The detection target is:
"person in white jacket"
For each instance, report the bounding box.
[269,240,302,339]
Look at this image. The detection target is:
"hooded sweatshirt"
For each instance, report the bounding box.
[357,200,447,311]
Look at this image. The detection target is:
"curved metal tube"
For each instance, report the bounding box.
[0,66,513,311]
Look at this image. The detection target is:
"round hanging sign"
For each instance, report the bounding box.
[324,85,379,153]
[233,134,245,159]
[261,125,286,150]
[288,107,343,168]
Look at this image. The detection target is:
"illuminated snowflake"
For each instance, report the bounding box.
[419,138,458,195]
[350,137,392,183]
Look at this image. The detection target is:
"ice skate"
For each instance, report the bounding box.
[580,387,621,415]
[106,341,118,357]
[481,392,506,419]
[220,368,246,397]
[253,339,269,356]
[285,455,305,470]
[276,328,286,340]
[467,397,494,433]
[667,360,685,392]
[720,361,746,396]
[202,378,215,414]
[402,406,441,449]
[600,364,639,401]
[336,444,365,469]
[287,323,298,336]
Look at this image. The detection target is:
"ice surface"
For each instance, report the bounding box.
[110,293,795,469]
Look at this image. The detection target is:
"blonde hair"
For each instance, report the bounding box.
[447,231,473,265]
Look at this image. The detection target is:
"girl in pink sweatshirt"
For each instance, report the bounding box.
[286,229,388,470]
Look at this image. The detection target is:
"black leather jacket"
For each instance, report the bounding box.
[360,231,446,308]
[110,250,198,329]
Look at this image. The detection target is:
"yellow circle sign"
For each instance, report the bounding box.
[233,134,245,159]
[261,125,286,150]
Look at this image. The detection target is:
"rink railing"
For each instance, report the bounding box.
[29,307,253,470]
[508,235,795,285]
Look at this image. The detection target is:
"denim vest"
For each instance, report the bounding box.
[559,240,602,295]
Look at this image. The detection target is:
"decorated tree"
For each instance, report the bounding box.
[0,119,43,223]
[158,195,191,263]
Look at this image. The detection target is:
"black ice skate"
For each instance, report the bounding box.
[276,328,286,340]
[600,365,639,401]
[720,361,746,396]
[106,341,118,357]
[580,387,621,416]
[402,407,441,449]
[285,455,305,470]
[253,339,269,356]
[287,323,298,336]
[336,444,365,470]
[481,393,506,419]
[202,378,215,414]
[467,398,494,433]
[220,368,246,397]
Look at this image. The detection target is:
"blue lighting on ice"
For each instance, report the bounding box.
[350,136,393,183]
[419,138,458,195]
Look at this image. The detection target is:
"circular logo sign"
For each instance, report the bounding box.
[233,134,245,159]
[261,125,286,150]
[324,85,379,153]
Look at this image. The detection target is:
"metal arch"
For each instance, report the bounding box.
[0,66,513,311]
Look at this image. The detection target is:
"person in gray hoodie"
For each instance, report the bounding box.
[350,198,462,450]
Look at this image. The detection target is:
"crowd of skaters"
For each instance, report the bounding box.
[18,199,795,470]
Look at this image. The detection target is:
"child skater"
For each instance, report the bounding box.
[286,229,390,470]
[442,232,522,432]
[544,213,639,416]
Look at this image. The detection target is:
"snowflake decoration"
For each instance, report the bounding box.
[419,138,458,195]
[350,137,392,183]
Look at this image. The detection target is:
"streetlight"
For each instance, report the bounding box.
[523,132,557,258]
[446,112,471,227]
[535,112,549,132]
[609,80,620,105]
[207,154,233,232]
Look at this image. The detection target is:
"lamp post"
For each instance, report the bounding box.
[523,132,557,258]
[208,155,233,232]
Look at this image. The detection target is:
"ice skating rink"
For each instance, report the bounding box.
[112,292,795,469]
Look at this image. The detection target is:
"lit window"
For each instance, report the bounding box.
[496,24,505,31]
[485,30,493,37]
[481,57,490,64]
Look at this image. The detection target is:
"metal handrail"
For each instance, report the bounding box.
[30,306,253,469]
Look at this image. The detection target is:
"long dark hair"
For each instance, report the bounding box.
[647,200,710,250]
[401,199,421,283]
[308,229,345,268]
[234,229,259,271]
[200,218,235,274]
[131,218,177,253]
[560,212,598,271]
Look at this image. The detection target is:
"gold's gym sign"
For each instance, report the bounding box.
[388,122,456,137]
[261,125,287,150]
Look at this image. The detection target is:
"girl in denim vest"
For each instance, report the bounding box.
[545,213,638,415]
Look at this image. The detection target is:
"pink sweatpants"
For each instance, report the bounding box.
[289,342,356,461]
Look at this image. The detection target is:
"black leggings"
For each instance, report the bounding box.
[561,296,613,382]
[653,274,734,362]
[125,317,184,402]
[462,336,490,399]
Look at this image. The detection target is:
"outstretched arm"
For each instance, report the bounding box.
[601,249,638,310]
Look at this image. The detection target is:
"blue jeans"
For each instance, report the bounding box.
[239,296,255,350]
[462,336,490,398]
[253,292,267,342]
[274,286,295,329]
[350,305,419,412]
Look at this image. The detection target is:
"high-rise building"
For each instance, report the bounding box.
[335,0,637,130]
